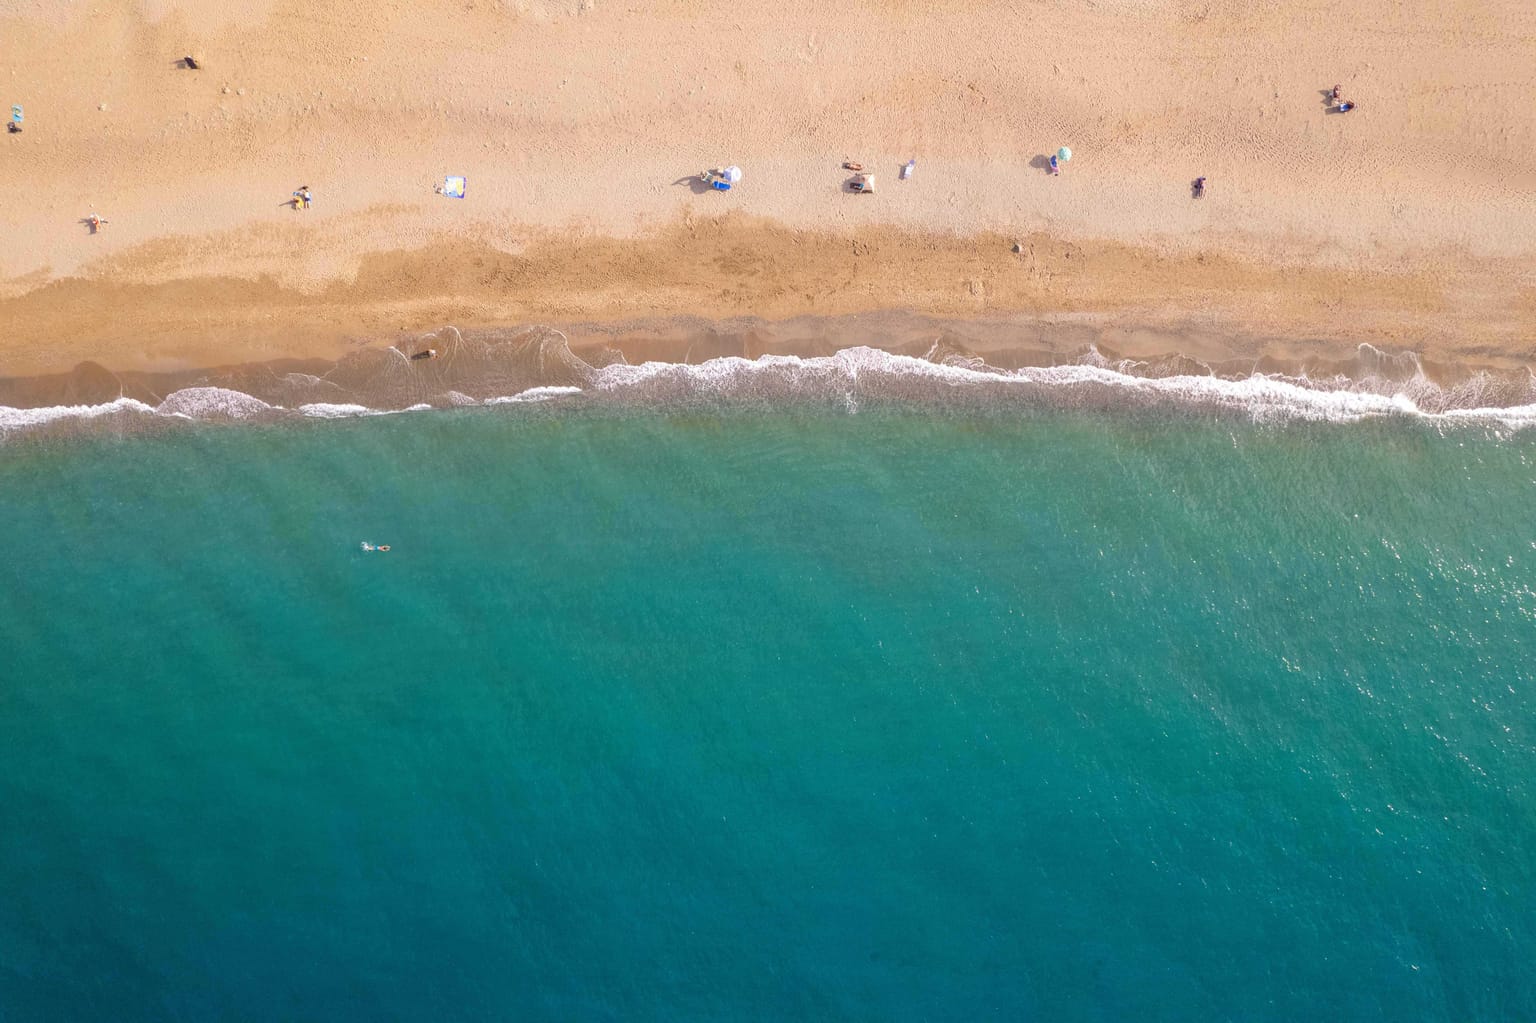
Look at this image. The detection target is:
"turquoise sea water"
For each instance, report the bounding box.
[2,404,1534,1020]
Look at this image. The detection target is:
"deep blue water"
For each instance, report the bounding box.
[2,406,1533,1020]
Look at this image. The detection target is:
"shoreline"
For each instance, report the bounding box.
[3,215,1534,382]
[4,313,1534,439]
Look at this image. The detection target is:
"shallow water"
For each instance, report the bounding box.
[2,406,1533,1020]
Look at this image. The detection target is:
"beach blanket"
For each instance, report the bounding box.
[443,176,466,198]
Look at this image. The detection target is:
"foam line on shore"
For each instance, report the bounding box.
[4,348,1536,440]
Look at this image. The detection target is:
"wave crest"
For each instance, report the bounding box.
[5,331,1536,439]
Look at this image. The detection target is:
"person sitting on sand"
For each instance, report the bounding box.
[1330,84,1341,102]
[1337,100,1355,113]
[1049,154,1060,175]
[183,55,200,70]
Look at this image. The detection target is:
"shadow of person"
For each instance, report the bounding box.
[1028,154,1052,174]
[671,175,712,195]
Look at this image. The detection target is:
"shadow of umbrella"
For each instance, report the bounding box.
[672,175,713,195]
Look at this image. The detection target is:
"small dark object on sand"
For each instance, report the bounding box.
[410,348,438,361]
[182,55,200,70]
[6,122,18,134]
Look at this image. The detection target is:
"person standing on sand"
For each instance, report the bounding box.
[86,212,108,233]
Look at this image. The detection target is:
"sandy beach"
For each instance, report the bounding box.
[2,0,1534,385]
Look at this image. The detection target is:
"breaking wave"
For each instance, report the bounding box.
[4,327,1535,440]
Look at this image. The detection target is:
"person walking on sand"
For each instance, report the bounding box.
[86,212,108,233]
[1193,176,1206,198]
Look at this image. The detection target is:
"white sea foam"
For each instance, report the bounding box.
[4,346,1535,438]
[594,347,1536,426]
[0,396,158,434]
[298,403,379,419]
[157,387,275,420]
[484,386,585,404]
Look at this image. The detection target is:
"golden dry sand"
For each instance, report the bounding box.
[2,0,1534,377]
